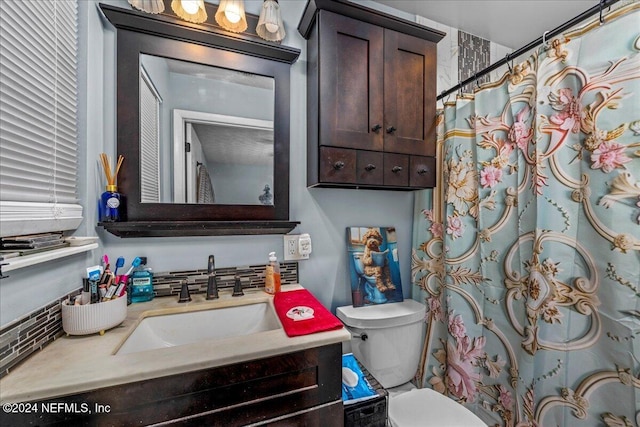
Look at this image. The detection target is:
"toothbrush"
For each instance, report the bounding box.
[118,256,142,285]
[114,256,125,275]
[99,263,110,285]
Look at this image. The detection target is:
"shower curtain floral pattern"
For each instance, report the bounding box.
[411,4,640,426]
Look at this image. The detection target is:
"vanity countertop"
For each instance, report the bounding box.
[0,285,350,403]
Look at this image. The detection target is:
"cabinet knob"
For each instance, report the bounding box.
[365,164,376,171]
[333,161,345,170]
[386,126,396,134]
[392,166,403,173]
[371,124,382,132]
[417,167,429,175]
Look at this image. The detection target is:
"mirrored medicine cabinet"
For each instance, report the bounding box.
[99,2,300,237]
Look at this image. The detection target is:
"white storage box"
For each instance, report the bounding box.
[61,294,127,336]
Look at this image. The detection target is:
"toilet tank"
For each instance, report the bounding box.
[336,300,426,388]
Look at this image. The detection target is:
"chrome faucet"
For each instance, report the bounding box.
[232,275,244,297]
[206,255,218,300]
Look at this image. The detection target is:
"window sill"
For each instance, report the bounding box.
[1,243,98,275]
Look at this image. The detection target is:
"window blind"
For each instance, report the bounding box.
[139,67,161,203]
[0,0,82,237]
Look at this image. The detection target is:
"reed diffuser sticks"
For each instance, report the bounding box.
[100,153,124,188]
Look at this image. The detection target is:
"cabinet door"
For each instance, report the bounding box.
[319,11,384,151]
[383,30,437,156]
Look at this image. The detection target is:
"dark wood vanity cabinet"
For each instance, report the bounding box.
[299,0,444,190]
[12,344,343,426]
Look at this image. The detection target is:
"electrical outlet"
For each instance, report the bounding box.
[283,235,309,261]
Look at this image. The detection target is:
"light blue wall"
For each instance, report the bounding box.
[0,0,419,325]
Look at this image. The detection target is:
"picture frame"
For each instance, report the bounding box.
[346,227,403,307]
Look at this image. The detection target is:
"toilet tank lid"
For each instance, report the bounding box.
[336,299,426,329]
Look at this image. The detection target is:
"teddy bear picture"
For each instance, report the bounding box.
[347,226,403,307]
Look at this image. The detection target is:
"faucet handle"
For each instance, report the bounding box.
[232,275,244,297]
[178,279,192,303]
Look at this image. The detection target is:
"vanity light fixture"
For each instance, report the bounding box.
[215,0,248,33]
[171,0,208,24]
[128,0,165,14]
[257,0,285,42]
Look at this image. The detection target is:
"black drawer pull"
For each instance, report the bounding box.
[365,164,376,171]
[333,161,345,170]
[417,167,429,175]
[386,126,396,134]
[371,124,382,132]
[392,166,403,173]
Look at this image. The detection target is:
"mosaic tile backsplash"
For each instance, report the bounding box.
[0,262,298,378]
[458,30,491,94]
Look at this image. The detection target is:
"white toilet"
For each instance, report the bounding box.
[336,300,487,427]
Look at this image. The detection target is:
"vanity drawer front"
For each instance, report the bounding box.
[409,155,436,188]
[383,153,409,187]
[356,150,384,185]
[319,146,357,184]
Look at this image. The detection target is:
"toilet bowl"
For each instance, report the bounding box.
[336,300,487,427]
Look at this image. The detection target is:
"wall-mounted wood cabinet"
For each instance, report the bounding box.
[299,0,445,190]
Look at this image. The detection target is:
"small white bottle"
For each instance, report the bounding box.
[265,252,281,294]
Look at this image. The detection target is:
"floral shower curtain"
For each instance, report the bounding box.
[411,3,640,426]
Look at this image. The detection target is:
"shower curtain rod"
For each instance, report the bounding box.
[437,0,621,101]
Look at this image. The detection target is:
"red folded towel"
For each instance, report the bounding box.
[273,289,344,337]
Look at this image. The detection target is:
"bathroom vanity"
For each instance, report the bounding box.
[0,286,350,426]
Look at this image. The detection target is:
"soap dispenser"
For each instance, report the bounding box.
[265,252,281,294]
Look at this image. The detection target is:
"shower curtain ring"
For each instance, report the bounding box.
[599,0,606,25]
[505,53,513,74]
[542,30,550,48]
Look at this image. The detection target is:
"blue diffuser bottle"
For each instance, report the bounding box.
[100,184,121,222]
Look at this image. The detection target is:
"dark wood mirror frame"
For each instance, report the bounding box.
[99,2,300,237]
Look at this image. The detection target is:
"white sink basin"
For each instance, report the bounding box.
[116,302,280,355]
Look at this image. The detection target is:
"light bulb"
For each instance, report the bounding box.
[180,0,199,14]
[265,22,279,33]
[224,6,241,23]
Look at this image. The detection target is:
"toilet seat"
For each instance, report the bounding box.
[388,388,487,427]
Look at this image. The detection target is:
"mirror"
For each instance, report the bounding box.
[101,2,300,231]
[139,54,275,205]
